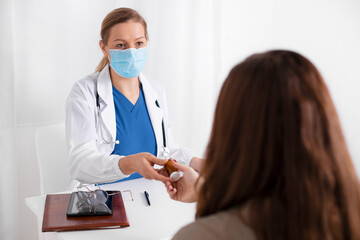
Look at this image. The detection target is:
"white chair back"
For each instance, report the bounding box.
[35,122,70,195]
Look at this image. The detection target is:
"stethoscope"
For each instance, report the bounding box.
[96,93,170,159]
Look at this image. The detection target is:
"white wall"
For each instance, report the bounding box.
[1,0,359,239]
[0,0,17,239]
[219,0,360,173]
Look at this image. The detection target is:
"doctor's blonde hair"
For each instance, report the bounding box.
[95,8,149,72]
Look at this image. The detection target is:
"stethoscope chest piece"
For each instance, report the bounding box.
[159,146,170,159]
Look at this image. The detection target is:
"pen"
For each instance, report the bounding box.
[144,191,151,206]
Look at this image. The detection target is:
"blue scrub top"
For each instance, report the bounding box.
[108,84,157,183]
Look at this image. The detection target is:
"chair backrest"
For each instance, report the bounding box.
[35,122,70,195]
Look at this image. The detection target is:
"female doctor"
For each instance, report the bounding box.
[65,8,201,184]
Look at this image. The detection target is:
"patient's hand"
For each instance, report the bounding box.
[165,162,199,203]
[190,157,204,172]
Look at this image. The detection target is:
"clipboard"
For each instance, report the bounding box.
[42,191,129,232]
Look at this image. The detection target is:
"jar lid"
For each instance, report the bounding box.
[170,171,181,181]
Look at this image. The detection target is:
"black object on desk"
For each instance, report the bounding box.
[144,191,151,206]
[67,191,114,216]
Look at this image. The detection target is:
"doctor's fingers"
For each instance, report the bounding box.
[153,171,173,183]
[156,167,170,177]
[142,166,172,183]
[145,154,168,166]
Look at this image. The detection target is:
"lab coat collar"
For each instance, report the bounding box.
[97,65,157,105]
[139,73,164,152]
[97,65,113,106]
[96,65,164,150]
[97,65,116,142]
[138,72,157,102]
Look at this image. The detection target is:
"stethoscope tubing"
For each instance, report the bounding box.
[96,93,167,148]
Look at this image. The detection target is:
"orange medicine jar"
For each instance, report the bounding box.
[164,159,181,181]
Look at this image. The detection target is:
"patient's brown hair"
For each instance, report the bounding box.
[197,50,360,240]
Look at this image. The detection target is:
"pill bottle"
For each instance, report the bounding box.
[164,159,181,181]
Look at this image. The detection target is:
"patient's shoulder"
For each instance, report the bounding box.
[172,207,256,240]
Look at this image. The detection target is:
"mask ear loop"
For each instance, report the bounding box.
[101,40,111,64]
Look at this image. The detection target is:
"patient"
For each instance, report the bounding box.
[165,50,360,240]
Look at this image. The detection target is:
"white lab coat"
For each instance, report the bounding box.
[65,65,194,184]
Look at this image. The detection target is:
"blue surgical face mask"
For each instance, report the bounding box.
[107,47,147,78]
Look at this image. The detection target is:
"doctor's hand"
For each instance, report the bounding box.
[119,153,172,183]
[165,162,199,203]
